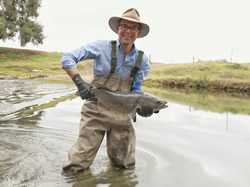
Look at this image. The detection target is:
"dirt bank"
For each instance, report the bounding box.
[143,78,250,94]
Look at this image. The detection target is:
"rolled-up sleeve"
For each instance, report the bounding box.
[131,54,150,92]
[61,41,101,70]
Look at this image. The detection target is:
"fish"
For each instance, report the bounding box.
[91,83,168,113]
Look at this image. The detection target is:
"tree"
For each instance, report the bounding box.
[0,0,45,46]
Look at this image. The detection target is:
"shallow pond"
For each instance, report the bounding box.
[0,80,250,187]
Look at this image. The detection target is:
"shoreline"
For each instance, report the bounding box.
[143,78,250,94]
[1,46,249,94]
[1,73,250,95]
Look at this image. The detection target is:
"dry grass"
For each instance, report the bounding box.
[145,61,250,93]
[0,47,92,80]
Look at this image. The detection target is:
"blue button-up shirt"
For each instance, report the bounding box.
[61,40,150,92]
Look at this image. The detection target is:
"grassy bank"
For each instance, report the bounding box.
[145,61,250,93]
[0,47,91,81]
[1,47,250,93]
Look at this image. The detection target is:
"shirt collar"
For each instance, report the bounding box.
[116,39,137,54]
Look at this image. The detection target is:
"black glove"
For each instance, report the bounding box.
[136,106,153,117]
[72,74,93,100]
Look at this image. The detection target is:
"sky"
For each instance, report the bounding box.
[1,0,250,63]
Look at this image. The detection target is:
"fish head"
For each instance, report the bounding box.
[143,93,168,111]
[154,99,168,110]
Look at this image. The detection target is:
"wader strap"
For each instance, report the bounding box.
[130,50,144,78]
[110,40,117,74]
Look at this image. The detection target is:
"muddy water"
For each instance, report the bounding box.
[0,80,250,187]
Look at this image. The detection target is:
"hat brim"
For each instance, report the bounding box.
[109,16,150,38]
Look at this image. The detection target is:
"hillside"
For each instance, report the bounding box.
[0,47,92,81]
[145,61,250,93]
[1,47,250,93]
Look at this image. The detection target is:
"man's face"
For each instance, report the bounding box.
[116,19,141,46]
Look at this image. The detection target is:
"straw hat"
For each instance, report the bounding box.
[109,8,150,38]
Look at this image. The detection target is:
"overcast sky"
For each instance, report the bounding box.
[1,0,250,63]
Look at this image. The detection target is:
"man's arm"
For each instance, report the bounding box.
[61,41,101,100]
[65,68,78,79]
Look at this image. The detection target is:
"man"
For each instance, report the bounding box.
[61,8,154,175]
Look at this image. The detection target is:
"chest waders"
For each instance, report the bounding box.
[63,41,144,175]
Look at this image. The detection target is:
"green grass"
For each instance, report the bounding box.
[1,47,250,91]
[145,61,250,92]
[148,61,250,82]
[0,47,91,78]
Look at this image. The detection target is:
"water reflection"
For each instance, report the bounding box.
[188,106,230,131]
[0,80,150,186]
[0,80,76,127]
[143,87,250,115]
[1,80,250,187]
[70,166,138,187]
[144,86,250,133]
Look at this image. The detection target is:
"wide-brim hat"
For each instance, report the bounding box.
[109,8,150,38]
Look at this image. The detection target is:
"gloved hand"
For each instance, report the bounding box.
[72,74,93,100]
[136,106,154,117]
